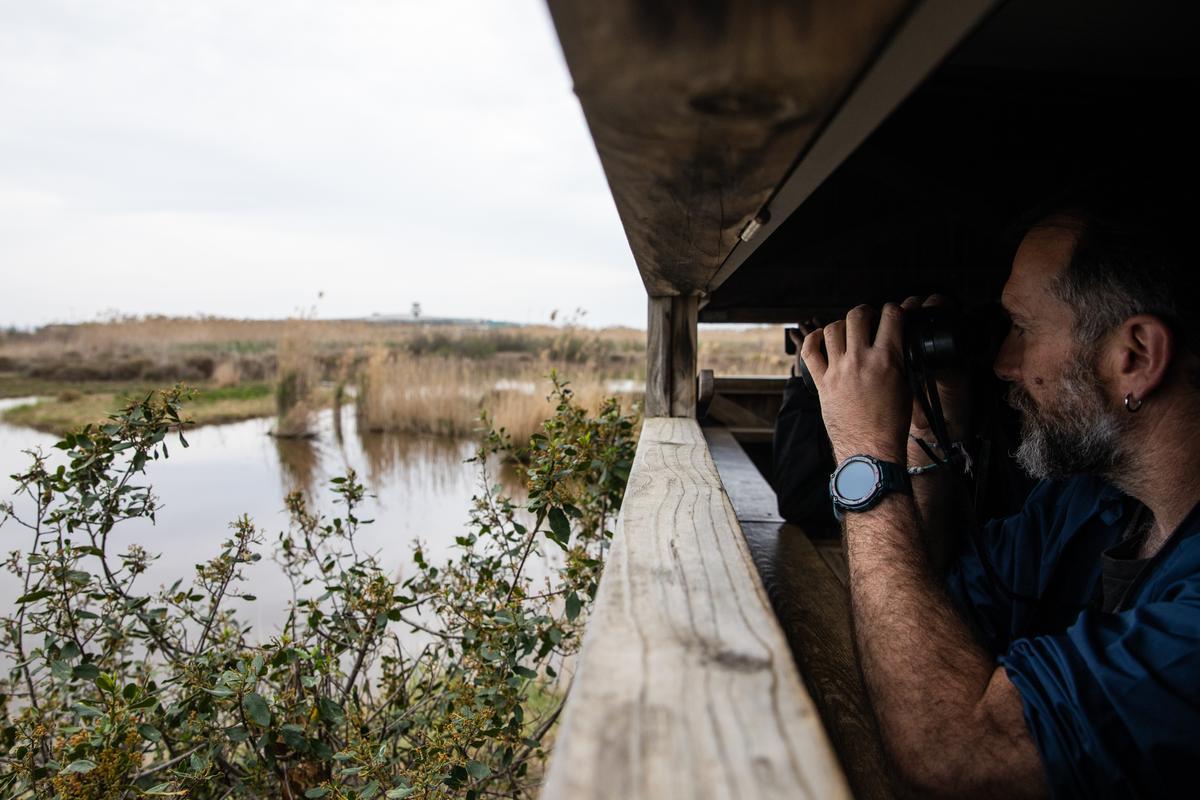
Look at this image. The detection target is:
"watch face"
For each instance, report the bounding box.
[834,458,879,504]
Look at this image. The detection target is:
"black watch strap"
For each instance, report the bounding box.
[878,459,913,497]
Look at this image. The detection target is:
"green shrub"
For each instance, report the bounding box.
[0,377,638,798]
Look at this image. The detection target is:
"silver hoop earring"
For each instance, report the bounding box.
[1124,393,1143,413]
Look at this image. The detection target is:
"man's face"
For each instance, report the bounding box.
[995,221,1131,480]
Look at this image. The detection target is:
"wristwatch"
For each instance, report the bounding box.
[829,454,911,515]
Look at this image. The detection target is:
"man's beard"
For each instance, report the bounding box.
[1006,348,1131,481]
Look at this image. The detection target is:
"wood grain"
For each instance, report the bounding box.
[705,0,999,297]
[541,419,850,800]
[704,427,784,523]
[700,377,788,441]
[670,294,699,418]
[712,376,790,395]
[646,296,671,416]
[707,394,774,433]
[546,0,913,296]
[647,295,699,418]
[812,538,851,589]
[704,428,902,800]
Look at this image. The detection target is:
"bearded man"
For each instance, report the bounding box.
[801,193,1200,798]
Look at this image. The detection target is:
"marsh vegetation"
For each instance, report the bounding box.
[0,316,787,444]
[0,382,638,798]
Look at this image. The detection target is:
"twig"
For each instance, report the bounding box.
[134,744,204,780]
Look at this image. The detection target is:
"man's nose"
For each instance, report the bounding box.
[993,333,1019,382]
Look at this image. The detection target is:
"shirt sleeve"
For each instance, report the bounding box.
[999,583,1200,798]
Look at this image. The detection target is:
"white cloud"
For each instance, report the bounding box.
[0,0,643,328]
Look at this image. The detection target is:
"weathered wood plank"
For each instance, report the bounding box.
[740,522,901,800]
[712,375,790,395]
[812,537,851,589]
[546,0,914,296]
[646,296,671,416]
[647,295,699,418]
[700,306,849,324]
[706,394,774,432]
[704,427,784,523]
[670,294,699,417]
[541,418,850,800]
[706,0,999,296]
[703,428,900,799]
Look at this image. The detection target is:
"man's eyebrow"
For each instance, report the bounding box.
[1000,295,1029,321]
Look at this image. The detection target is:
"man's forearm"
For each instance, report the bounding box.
[845,494,1030,795]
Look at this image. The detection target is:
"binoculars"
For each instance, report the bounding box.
[789,306,974,396]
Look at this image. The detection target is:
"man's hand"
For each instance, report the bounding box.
[801,303,911,464]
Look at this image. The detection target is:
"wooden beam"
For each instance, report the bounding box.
[670,294,698,417]
[706,0,1000,296]
[706,394,774,431]
[645,296,671,416]
[646,294,698,418]
[700,305,850,324]
[541,419,851,800]
[547,0,914,296]
[712,375,790,395]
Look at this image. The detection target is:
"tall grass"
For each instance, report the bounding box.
[355,349,479,437]
[354,349,636,447]
[274,324,318,437]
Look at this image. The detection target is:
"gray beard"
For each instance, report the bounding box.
[1007,352,1130,481]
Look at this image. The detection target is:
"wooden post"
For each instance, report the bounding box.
[646,294,697,418]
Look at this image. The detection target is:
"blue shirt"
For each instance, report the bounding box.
[946,475,1200,798]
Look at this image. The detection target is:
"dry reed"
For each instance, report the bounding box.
[274,324,319,438]
[355,349,636,446]
[2,316,790,439]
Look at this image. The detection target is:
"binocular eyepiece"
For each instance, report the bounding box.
[789,306,983,396]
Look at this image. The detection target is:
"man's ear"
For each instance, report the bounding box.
[1112,314,1174,401]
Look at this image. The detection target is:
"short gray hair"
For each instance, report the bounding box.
[1030,192,1197,384]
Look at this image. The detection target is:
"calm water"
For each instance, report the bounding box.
[0,397,524,638]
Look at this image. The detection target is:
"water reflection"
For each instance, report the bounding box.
[355,427,476,493]
[0,397,525,637]
[274,435,320,496]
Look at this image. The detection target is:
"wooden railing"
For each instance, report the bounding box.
[697,371,788,443]
[704,427,898,799]
[540,418,850,799]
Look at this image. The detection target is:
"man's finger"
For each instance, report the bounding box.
[800,328,827,384]
[845,304,876,352]
[824,319,847,360]
[874,302,905,353]
[788,328,803,346]
[923,293,951,308]
[901,295,924,313]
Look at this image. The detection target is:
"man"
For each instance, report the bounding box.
[801,193,1200,797]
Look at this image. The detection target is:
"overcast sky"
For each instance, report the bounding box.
[0,0,646,329]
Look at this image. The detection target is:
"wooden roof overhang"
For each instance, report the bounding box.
[548,0,1199,323]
